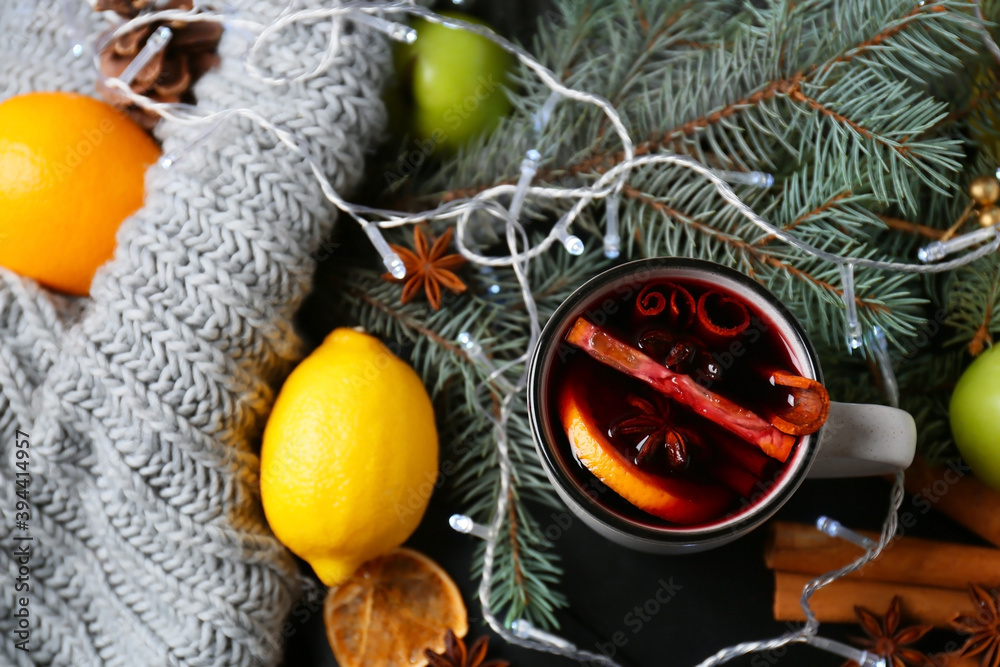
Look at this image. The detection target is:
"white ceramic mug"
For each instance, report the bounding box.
[527,258,916,554]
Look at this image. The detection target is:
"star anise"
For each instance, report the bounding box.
[843,596,936,667]
[610,394,688,470]
[952,584,1000,667]
[96,0,222,130]
[425,630,509,667]
[383,227,466,310]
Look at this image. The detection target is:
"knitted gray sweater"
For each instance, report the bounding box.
[0,1,387,664]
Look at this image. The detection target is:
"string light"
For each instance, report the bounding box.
[533,91,561,136]
[509,620,582,654]
[508,149,542,222]
[81,3,985,665]
[351,13,416,43]
[60,0,85,57]
[118,26,172,86]
[805,636,886,667]
[713,169,775,189]
[363,224,406,279]
[557,227,585,256]
[839,263,863,351]
[604,193,621,259]
[816,516,876,549]
[866,326,899,409]
[158,116,227,169]
[457,331,516,392]
[449,514,491,541]
[918,225,1000,263]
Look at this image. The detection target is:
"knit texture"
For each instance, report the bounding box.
[0,1,388,664]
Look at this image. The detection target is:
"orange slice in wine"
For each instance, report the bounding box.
[557,368,734,525]
[324,548,468,667]
[766,370,830,436]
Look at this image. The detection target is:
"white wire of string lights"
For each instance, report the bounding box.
[73,1,1000,664]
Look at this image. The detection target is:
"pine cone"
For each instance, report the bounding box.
[94,0,156,18]
[97,0,222,130]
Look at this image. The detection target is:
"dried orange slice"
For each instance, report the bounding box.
[324,548,468,667]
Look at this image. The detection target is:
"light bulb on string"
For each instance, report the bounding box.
[60,0,85,57]
[456,331,484,359]
[838,263,863,351]
[478,266,503,297]
[363,225,406,279]
[508,149,542,223]
[918,225,1000,263]
[117,26,173,86]
[449,514,491,540]
[866,326,899,409]
[603,193,621,259]
[533,92,561,137]
[351,13,416,43]
[557,227,585,255]
[816,516,876,549]
[712,169,775,189]
[457,331,516,392]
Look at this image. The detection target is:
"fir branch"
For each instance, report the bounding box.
[328,261,571,627]
[880,215,947,239]
[947,252,1000,354]
[350,0,1000,628]
[751,189,853,245]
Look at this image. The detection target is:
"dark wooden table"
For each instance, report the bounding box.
[282,474,979,667]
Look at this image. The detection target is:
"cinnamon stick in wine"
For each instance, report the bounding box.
[564,317,796,460]
[903,456,1000,549]
[766,521,1000,590]
[773,572,975,628]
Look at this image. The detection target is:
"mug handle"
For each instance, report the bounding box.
[807,402,917,478]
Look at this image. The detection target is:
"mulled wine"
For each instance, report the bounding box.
[548,276,829,528]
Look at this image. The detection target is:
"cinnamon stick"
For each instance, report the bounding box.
[903,456,1000,548]
[938,656,983,667]
[564,317,796,460]
[773,572,975,628]
[766,521,1000,590]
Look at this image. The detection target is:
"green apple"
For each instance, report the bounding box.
[394,11,513,153]
[950,344,1000,491]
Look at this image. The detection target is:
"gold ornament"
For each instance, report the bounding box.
[940,176,1000,241]
[969,175,1000,207]
[978,204,1000,228]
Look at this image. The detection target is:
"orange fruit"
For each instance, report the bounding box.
[0,91,160,295]
[324,548,468,667]
[558,366,733,525]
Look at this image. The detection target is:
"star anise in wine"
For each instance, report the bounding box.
[843,596,935,667]
[382,226,466,310]
[610,394,688,470]
[952,583,1000,667]
[425,630,509,667]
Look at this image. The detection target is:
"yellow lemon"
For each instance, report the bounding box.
[261,328,439,586]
